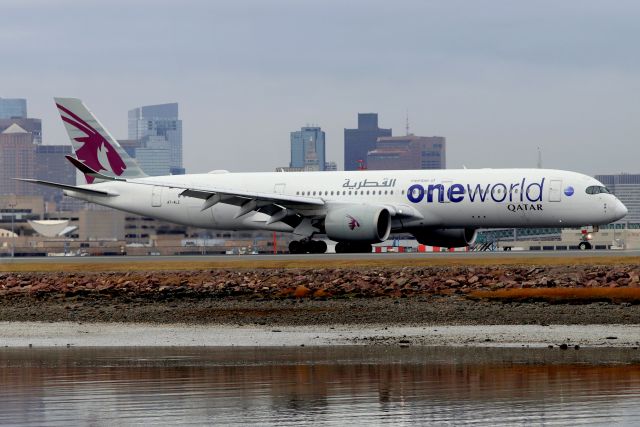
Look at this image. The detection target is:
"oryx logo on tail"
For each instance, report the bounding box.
[56,103,126,183]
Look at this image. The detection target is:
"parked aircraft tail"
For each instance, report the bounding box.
[54,97,147,183]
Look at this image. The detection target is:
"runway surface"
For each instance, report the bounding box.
[2,249,640,265]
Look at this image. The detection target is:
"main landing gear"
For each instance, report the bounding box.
[334,242,373,254]
[289,239,327,254]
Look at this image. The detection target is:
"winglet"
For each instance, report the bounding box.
[65,155,126,181]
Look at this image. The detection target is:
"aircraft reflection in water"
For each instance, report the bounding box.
[1,347,640,425]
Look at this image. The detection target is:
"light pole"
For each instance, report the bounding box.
[9,195,16,258]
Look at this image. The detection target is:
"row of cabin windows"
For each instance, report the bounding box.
[294,187,525,197]
[295,190,398,197]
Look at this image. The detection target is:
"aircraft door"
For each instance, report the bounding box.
[549,179,562,202]
[152,186,162,207]
[274,183,286,194]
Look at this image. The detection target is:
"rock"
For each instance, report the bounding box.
[559,343,568,350]
[617,278,631,286]
[293,285,311,298]
[468,275,479,284]
[394,278,408,287]
[313,289,330,298]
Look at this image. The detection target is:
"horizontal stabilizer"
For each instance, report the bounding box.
[14,178,118,197]
[65,155,125,181]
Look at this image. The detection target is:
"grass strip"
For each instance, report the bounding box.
[468,287,640,304]
[1,255,639,273]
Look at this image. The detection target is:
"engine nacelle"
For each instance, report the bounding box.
[411,228,477,248]
[325,205,391,243]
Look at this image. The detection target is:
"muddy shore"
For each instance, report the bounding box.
[1,264,640,325]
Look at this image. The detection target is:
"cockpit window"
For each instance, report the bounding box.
[586,185,611,195]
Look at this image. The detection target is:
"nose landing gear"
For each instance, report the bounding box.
[288,239,327,254]
[578,241,592,250]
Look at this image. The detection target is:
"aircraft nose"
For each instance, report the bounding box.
[614,199,628,221]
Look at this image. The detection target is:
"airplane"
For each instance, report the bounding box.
[17,98,628,253]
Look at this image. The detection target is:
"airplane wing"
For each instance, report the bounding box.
[14,178,119,197]
[128,178,325,220]
[131,178,423,220]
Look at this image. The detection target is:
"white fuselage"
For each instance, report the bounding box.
[64,168,627,235]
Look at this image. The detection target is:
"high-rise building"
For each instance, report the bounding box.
[344,113,392,171]
[366,135,446,170]
[0,118,42,144]
[35,145,76,202]
[135,136,172,177]
[290,126,326,171]
[595,173,640,225]
[324,161,338,171]
[128,103,182,172]
[0,124,36,196]
[0,98,27,119]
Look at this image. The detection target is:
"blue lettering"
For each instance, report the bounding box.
[509,183,519,202]
[448,184,465,203]
[406,178,547,205]
[491,183,507,202]
[467,183,491,202]
[427,184,445,203]
[526,178,545,202]
[407,184,424,203]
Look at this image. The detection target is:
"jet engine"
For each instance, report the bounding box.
[411,228,477,248]
[325,205,391,243]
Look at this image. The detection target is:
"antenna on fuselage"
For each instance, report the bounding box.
[537,147,542,168]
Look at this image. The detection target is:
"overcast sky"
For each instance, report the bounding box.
[2,0,639,174]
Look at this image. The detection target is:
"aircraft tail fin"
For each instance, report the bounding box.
[54,97,147,183]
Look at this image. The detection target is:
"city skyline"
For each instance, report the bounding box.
[2,1,640,175]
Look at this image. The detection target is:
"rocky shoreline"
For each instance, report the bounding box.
[1,265,639,325]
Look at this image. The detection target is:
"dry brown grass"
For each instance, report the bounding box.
[468,287,640,304]
[0,255,639,273]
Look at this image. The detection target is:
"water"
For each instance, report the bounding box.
[1,346,640,426]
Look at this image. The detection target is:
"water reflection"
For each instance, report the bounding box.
[1,347,640,425]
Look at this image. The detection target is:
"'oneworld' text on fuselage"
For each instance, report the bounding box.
[407,178,545,204]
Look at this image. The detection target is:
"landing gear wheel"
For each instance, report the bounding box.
[335,242,372,253]
[289,240,302,254]
[289,239,327,254]
[311,240,327,254]
[578,241,592,250]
